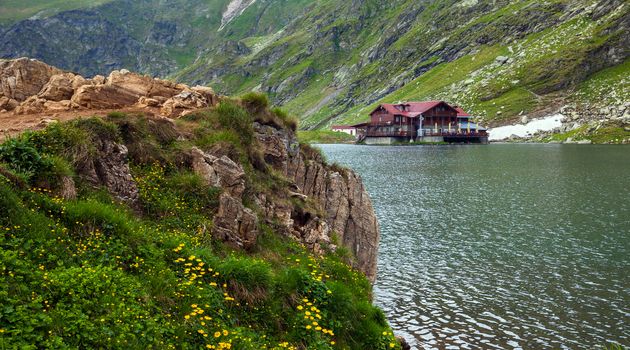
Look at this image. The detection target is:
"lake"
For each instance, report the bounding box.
[318,144,630,350]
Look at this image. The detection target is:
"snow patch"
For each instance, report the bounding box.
[488,114,565,141]
[220,0,257,31]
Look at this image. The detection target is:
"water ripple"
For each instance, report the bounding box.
[319,144,630,350]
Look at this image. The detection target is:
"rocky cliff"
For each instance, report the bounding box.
[0,66,396,349]
[0,58,381,282]
[253,122,380,280]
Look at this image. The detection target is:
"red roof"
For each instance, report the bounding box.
[454,106,471,117]
[371,101,453,117]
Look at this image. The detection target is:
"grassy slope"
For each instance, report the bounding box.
[324,0,628,127]
[0,102,399,349]
[297,130,355,144]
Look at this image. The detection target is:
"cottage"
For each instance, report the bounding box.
[353,101,488,144]
[331,125,358,136]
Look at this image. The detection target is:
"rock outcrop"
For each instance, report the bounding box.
[0,58,217,117]
[0,58,64,102]
[186,123,380,281]
[189,146,259,248]
[76,138,139,204]
[252,122,380,282]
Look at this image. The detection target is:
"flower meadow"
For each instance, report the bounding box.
[0,107,399,349]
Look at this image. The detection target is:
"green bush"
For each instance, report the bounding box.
[241,92,270,112]
[0,136,52,180]
[216,101,255,146]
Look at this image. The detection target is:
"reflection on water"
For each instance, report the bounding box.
[318,144,630,350]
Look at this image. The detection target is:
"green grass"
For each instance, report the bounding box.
[0,110,400,349]
[573,58,630,104]
[476,88,539,121]
[336,45,507,125]
[542,123,630,144]
[297,131,355,144]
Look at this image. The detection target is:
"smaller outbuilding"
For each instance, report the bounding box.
[331,125,358,136]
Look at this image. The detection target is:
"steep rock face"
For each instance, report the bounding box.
[253,122,380,282]
[186,122,380,281]
[287,150,380,282]
[190,146,258,249]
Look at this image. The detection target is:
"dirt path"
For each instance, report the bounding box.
[0,107,161,141]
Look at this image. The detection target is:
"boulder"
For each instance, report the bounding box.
[0,58,63,101]
[38,73,76,101]
[0,96,19,111]
[495,56,509,65]
[253,122,297,172]
[191,85,217,105]
[106,70,182,99]
[521,115,529,124]
[71,75,89,90]
[71,84,140,109]
[92,75,106,85]
[161,89,214,118]
[14,96,47,114]
[38,118,59,128]
[190,147,246,198]
[136,96,161,108]
[396,336,411,350]
[299,218,331,255]
[43,99,79,112]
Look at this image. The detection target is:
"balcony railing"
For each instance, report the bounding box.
[362,127,487,138]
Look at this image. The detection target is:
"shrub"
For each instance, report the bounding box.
[0,136,52,180]
[74,117,120,143]
[241,92,269,113]
[106,111,127,119]
[216,101,254,146]
[272,107,299,131]
[29,122,93,166]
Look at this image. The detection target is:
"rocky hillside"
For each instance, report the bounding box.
[1,0,628,130]
[0,61,397,349]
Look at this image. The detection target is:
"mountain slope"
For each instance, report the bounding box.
[1,0,628,128]
[183,0,628,128]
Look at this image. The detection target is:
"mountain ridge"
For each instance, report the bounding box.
[0,0,628,130]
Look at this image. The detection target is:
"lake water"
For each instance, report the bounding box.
[318,144,630,350]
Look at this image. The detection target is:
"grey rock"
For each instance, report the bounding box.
[495,56,509,64]
[213,193,259,249]
[76,138,139,204]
